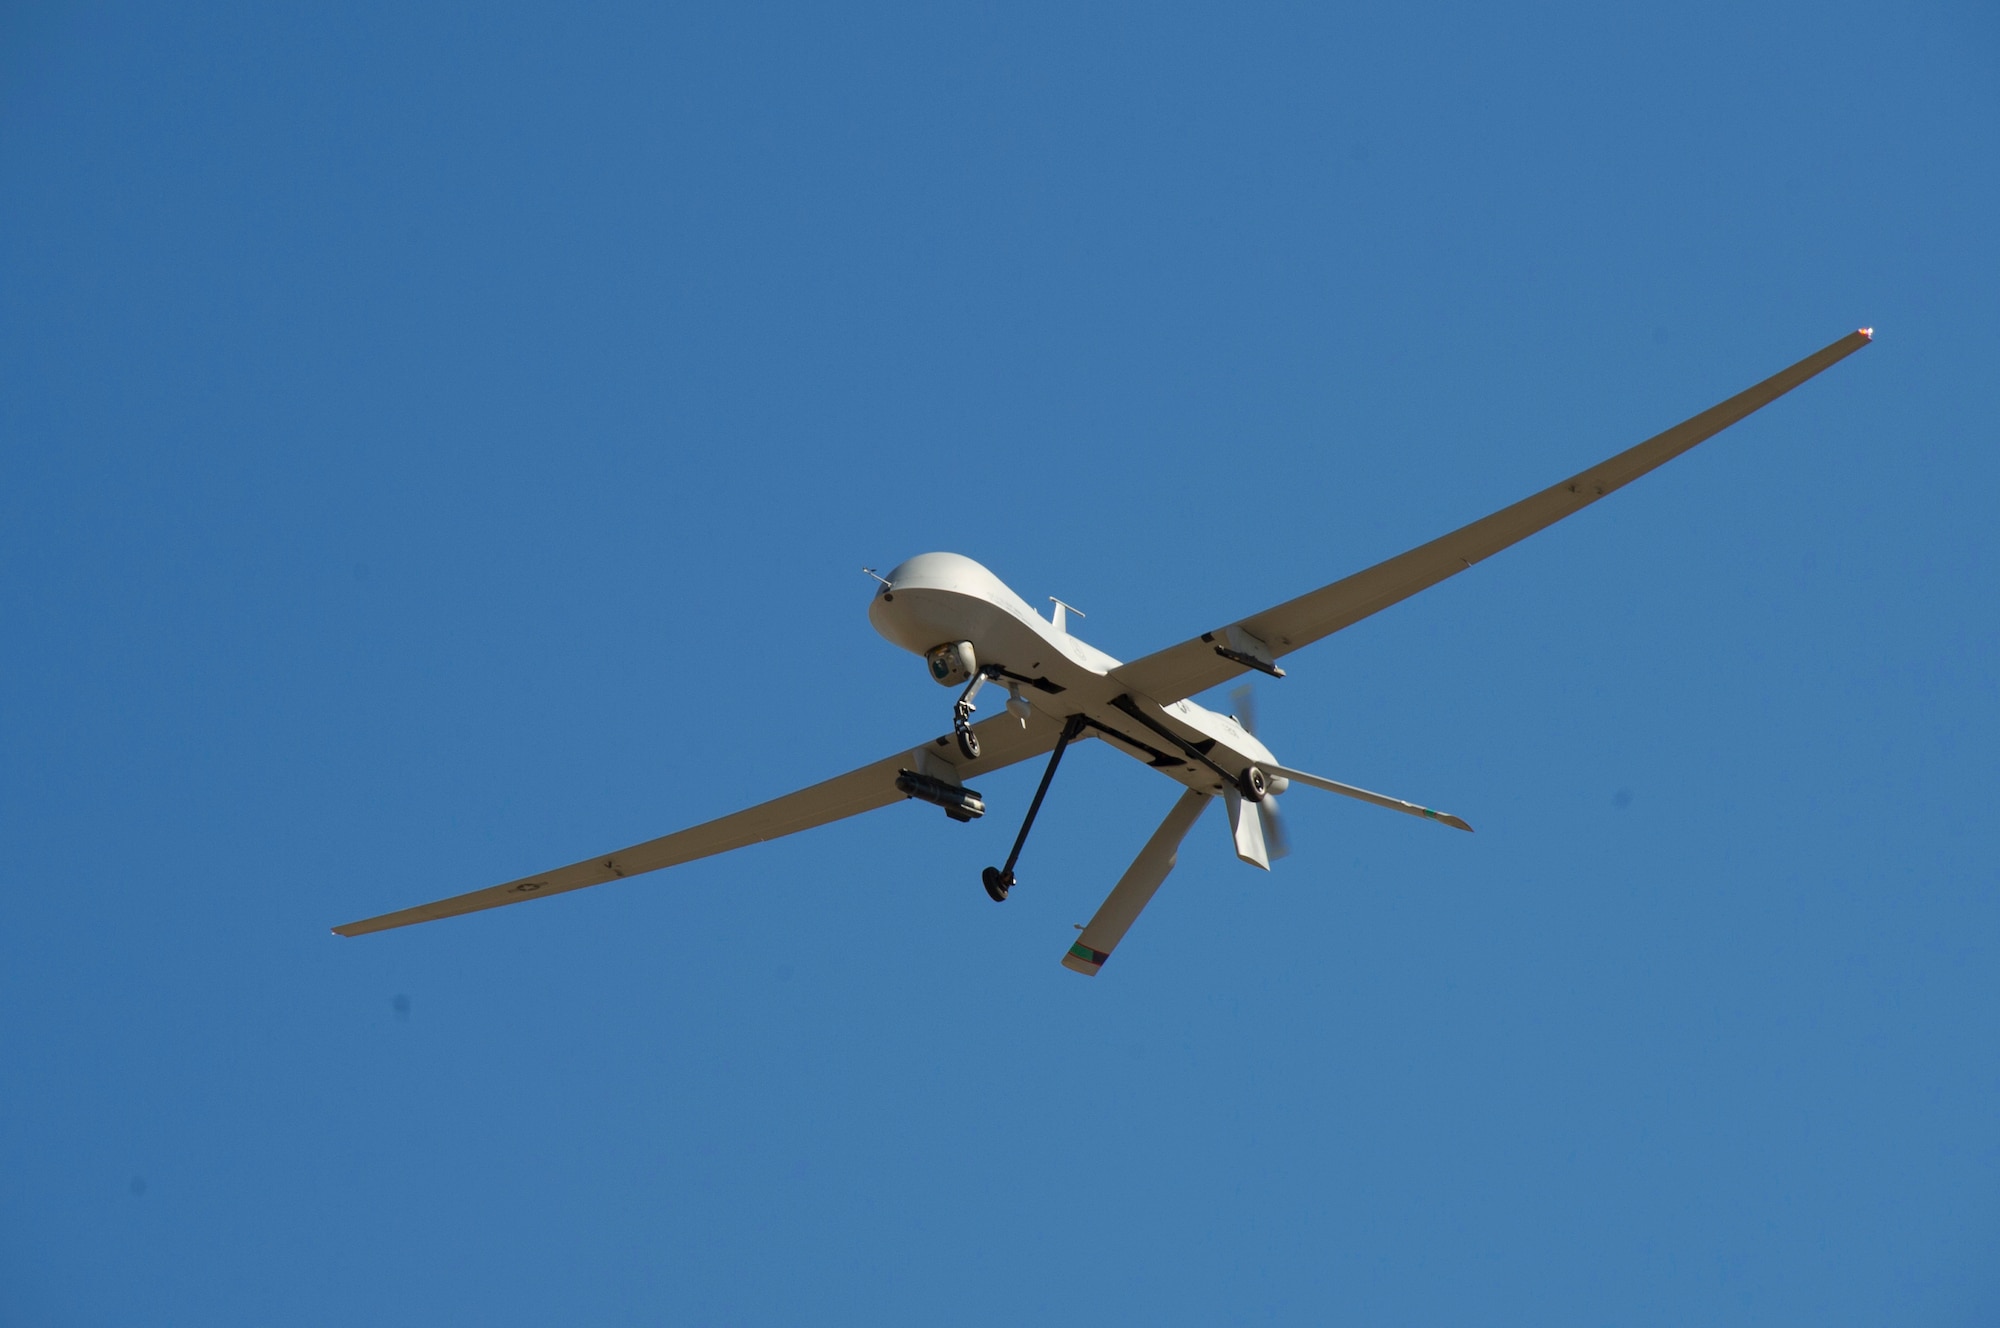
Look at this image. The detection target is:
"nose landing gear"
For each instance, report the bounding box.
[953,698,981,761]
[952,667,998,760]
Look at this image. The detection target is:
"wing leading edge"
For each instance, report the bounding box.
[1113,329,1874,704]
[332,709,1069,936]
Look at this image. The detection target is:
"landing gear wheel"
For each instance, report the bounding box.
[981,866,1013,902]
[952,695,982,761]
[1238,765,1269,802]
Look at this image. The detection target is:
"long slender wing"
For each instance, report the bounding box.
[1113,329,1874,704]
[332,709,1068,936]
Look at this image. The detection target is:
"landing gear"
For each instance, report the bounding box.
[980,714,1085,902]
[1238,765,1268,802]
[952,669,992,761]
[954,702,981,761]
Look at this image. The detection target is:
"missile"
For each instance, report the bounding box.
[895,769,986,822]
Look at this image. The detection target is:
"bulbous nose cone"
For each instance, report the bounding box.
[878,551,1010,594]
[867,552,1020,655]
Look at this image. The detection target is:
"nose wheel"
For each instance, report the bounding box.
[951,670,993,761]
[954,699,981,760]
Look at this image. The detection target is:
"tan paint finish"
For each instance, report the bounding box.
[1113,330,1874,704]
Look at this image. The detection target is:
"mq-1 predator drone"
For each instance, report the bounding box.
[335,330,1873,976]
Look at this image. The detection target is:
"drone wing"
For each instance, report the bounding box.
[1112,329,1873,704]
[331,709,1069,936]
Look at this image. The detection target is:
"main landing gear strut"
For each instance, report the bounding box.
[982,713,1086,902]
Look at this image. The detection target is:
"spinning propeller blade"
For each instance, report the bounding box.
[1230,683,1259,737]
[1230,684,1290,859]
[1258,793,1292,860]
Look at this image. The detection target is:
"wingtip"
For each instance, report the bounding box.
[1857,327,1874,341]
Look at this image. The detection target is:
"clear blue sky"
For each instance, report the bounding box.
[4,3,1996,1323]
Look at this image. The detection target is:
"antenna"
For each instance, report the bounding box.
[863,567,892,590]
[1049,596,1086,632]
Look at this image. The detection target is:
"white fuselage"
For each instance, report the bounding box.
[868,552,1276,793]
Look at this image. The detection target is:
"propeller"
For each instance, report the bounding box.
[1229,684,1290,859]
[1228,683,1472,847]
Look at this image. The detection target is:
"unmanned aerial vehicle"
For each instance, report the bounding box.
[334,330,1872,975]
